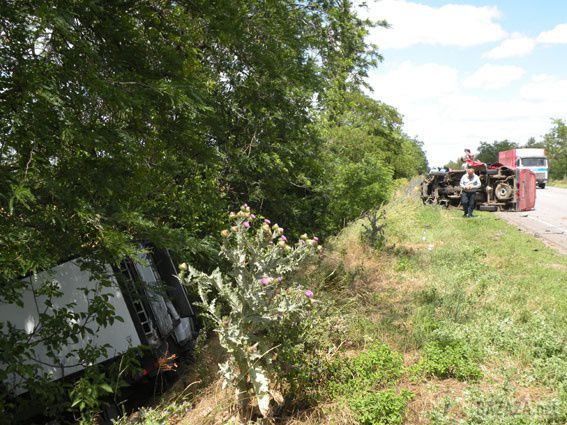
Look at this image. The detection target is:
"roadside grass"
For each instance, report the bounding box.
[548,179,567,188]
[290,184,567,424]
[116,184,566,424]
[353,186,567,423]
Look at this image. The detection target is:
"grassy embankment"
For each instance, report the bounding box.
[549,179,567,188]
[118,183,566,424]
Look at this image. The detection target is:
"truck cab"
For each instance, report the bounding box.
[499,148,548,189]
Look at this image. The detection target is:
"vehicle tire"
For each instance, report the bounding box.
[539,183,546,189]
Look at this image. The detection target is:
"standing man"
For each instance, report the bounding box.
[460,165,481,217]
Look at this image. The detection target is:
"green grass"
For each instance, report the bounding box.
[314,185,566,424]
[378,189,566,423]
[549,179,567,188]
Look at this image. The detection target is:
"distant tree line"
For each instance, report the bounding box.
[0,0,427,419]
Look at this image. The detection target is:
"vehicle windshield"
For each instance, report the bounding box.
[521,157,547,167]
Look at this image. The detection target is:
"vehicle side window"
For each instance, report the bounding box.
[516,159,521,167]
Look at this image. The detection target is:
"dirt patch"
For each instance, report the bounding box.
[403,378,470,424]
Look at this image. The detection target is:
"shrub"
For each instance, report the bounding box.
[361,208,386,250]
[413,332,482,381]
[349,389,414,425]
[179,205,319,418]
[328,342,404,397]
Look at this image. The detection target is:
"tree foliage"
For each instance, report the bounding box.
[475,140,519,164]
[0,0,427,420]
[317,92,427,233]
[540,119,567,180]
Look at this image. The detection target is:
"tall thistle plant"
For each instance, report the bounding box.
[179,204,320,418]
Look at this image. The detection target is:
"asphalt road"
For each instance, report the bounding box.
[497,186,567,255]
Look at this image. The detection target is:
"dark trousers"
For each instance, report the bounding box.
[461,191,476,216]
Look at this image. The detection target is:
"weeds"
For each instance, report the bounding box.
[350,389,414,425]
[428,384,566,424]
[361,207,387,250]
[412,332,482,381]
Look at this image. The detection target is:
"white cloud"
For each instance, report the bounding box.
[520,75,567,102]
[463,64,525,89]
[367,62,567,166]
[537,23,567,44]
[362,0,507,49]
[370,61,459,102]
[483,33,536,59]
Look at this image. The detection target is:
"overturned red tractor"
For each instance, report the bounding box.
[421,162,536,212]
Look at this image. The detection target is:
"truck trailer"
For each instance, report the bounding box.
[1,247,197,413]
[498,148,548,189]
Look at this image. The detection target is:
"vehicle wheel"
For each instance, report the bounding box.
[539,183,546,189]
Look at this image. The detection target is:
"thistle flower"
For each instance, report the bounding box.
[305,290,314,298]
[280,235,287,242]
[272,224,279,231]
[277,227,284,235]
[264,219,271,224]
[260,277,271,286]
[313,236,319,242]
[179,263,188,272]
[221,229,230,238]
[277,240,286,248]
[243,221,250,229]
[250,214,256,219]
[300,233,308,241]
[229,212,236,219]
[277,276,283,283]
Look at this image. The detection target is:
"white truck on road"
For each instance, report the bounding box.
[499,148,549,189]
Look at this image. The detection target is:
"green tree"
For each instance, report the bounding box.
[475,140,519,163]
[317,92,426,233]
[0,0,384,420]
[541,119,567,179]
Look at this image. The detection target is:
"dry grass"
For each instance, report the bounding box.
[179,381,236,425]
[278,402,357,425]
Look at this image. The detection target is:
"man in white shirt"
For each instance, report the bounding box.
[460,165,481,217]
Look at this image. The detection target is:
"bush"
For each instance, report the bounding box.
[179,204,319,418]
[413,332,482,381]
[349,389,414,425]
[328,342,404,397]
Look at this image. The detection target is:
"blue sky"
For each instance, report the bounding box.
[360,0,567,166]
